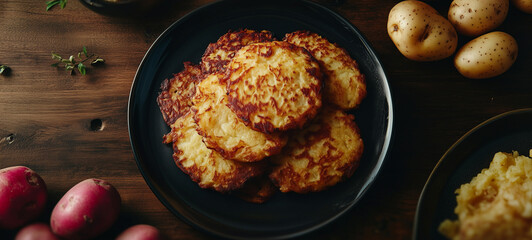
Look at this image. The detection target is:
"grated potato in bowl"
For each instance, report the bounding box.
[439,150,532,240]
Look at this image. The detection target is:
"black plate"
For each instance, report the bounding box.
[414,108,532,240]
[128,0,393,239]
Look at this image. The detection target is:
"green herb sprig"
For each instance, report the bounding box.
[0,65,11,76]
[51,46,105,75]
[46,0,67,11]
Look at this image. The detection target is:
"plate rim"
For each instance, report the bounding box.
[127,0,394,239]
[413,108,532,240]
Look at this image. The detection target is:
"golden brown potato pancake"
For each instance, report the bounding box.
[284,31,366,110]
[225,41,323,133]
[201,29,274,75]
[269,107,364,193]
[157,62,202,126]
[158,29,368,201]
[192,74,287,162]
[163,111,265,192]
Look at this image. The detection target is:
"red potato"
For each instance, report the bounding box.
[15,223,59,240]
[116,224,163,240]
[0,166,47,229]
[50,178,121,240]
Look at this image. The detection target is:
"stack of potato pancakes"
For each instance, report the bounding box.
[157,29,366,203]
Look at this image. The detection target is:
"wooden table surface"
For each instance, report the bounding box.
[1,0,531,239]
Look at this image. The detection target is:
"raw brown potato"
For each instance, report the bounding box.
[448,0,509,36]
[50,178,121,240]
[512,0,532,13]
[15,223,59,240]
[0,166,47,229]
[454,31,518,79]
[387,0,458,61]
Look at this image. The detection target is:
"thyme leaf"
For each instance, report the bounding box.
[51,47,104,75]
[0,65,11,76]
[46,0,67,11]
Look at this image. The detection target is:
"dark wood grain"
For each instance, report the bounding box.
[1,0,531,239]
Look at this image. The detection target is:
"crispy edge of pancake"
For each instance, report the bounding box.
[157,62,202,126]
[192,74,288,162]
[284,30,367,110]
[225,41,323,133]
[268,107,364,193]
[201,29,275,75]
[163,111,266,192]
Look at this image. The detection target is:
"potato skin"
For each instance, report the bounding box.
[448,0,509,36]
[512,0,532,13]
[387,0,458,61]
[116,224,162,240]
[0,166,47,229]
[454,31,518,79]
[50,178,121,240]
[15,223,59,240]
